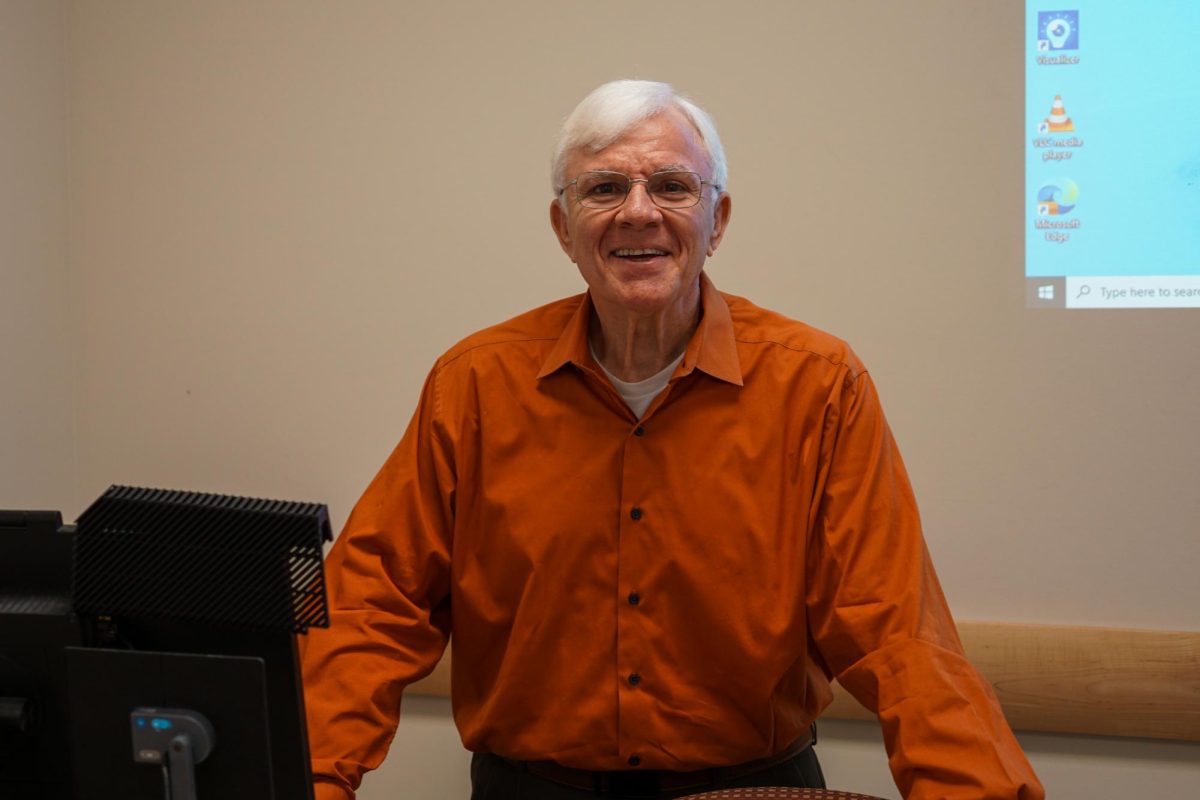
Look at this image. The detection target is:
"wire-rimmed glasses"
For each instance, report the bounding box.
[558,170,720,210]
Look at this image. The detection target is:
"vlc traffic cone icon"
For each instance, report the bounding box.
[1044,95,1074,133]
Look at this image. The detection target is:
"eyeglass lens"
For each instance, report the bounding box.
[575,171,703,209]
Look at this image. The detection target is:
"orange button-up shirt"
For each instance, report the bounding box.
[301,274,1043,800]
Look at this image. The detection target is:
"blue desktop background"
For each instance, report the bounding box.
[1026,1,1200,277]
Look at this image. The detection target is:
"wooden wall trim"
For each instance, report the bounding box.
[407,621,1200,742]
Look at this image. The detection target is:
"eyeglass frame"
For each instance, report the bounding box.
[556,169,723,210]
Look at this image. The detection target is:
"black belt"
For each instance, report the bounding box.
[502,728,815,796]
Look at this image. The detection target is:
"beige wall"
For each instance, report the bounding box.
[3,1,1194,797]
[0,0,76,512]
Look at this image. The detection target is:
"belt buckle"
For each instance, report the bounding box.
[602,768,660,797]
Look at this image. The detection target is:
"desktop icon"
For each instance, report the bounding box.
[1042,95,1075,132]
[1038,11,1080,51]
[1036,179,1079,215]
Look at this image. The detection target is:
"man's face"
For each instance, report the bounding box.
[550,109,732,319]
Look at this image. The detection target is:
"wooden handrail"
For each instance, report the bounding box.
[407,621,1200,742]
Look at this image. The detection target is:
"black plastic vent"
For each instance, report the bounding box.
[73,485,332,633]
[0,594,73,615]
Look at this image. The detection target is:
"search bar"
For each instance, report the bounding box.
[1065,276,1200,309]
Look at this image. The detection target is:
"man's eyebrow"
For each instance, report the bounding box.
[582,163,694,176]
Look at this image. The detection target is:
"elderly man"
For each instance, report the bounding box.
[301,80,1044,800]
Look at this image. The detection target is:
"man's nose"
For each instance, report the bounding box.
[616,182,661,225]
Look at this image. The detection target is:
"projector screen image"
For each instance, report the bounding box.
[1026,1,1200,309]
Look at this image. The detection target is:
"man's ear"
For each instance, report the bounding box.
[549,199,576,262]
[706,192,732,257]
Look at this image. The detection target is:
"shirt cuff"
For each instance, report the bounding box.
[313,781,354,800]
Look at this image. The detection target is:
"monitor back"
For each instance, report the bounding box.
[67,648,276,800]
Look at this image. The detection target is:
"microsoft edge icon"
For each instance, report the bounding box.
[1037,180,1079,216]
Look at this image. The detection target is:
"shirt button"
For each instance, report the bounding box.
[634,425,645,437]
[628,755,641,767]
[627,592,640,606]
[628,672,641,686]
[630,507,643,521]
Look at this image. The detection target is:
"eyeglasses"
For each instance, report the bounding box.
[558,170,720,210]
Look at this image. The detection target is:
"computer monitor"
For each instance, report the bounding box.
[66,619,315,799]
[66,647,279,799]
[0,511,80,800]
[1,485,332,800]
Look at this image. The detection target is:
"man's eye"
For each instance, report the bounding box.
[650,174,698,196]
[588,182,621,196]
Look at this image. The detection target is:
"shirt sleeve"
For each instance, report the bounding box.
[805,369,1045,800]
[300,367,456,798]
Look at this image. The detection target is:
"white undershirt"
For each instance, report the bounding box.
[590,344,685,419]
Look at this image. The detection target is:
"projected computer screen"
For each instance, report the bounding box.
[1026,1,1200,309]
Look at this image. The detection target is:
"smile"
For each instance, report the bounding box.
[612,248,669,259]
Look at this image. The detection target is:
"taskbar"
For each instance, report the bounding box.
[1026,275,1200,309]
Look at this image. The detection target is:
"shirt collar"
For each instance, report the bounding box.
[536,272,743,387]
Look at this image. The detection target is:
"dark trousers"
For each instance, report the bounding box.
[470,744,826,800]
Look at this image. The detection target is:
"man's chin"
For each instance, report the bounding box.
[604,278,700,318]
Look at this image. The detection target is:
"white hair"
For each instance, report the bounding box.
[551,79,728,198]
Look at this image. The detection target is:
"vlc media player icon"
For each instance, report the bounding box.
[1038,96,1075,133]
